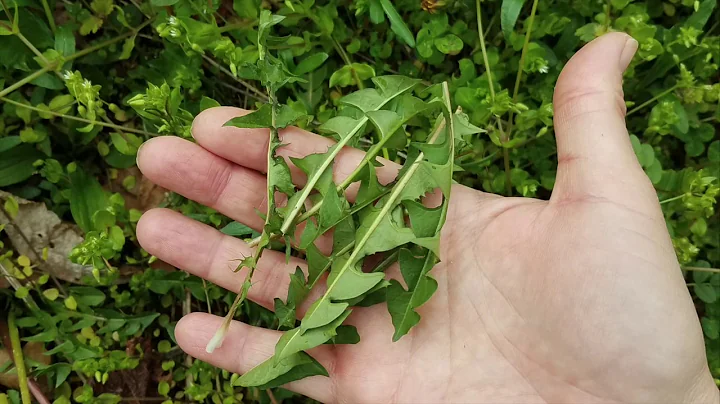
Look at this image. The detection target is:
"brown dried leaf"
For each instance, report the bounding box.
[0,190,93,283]
[0,342,51,389]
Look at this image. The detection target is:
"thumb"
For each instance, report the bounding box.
[551,32,651,204]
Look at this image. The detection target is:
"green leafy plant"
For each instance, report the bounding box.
[0,0,718,401]
[202,11,478,388]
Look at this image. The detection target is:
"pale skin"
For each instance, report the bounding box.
[136,33,720,403]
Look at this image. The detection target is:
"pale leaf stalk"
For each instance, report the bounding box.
[207,90,279,354]
[205,305,232,353]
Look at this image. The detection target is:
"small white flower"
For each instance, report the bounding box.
[169,28,180,38]
[539,65,549,74]
[167,16,178,26]
[62,71,72,80]
[83,79,93,88]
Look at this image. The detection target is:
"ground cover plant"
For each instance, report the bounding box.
[0,0,718,402]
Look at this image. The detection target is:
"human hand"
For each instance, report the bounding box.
[136,32,720,403]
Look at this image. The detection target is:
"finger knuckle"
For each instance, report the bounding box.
[553,87,626,128]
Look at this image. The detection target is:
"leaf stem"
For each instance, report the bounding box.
[279,90,408,235]
[70,18,155,61]
[8,312,32,404]
[683,266,720,274]
[503,0,539,195]
[604,0,612,32]
[659,193,686,205]
[217,20,256,33]
[370,249,400,273]
[509,0,540,112]
[331,38,364,90]
[39,0,56,33]
[0,97,157,136]
[627,84,680,116]
[281,113,447,237]
[477,0,512,195]
[0,18,154,99]
[329,36,388,164]
[183,290,194,387]
[15,32,51,65]
[201,54,268,101]
[475,0,496,101]
[0,66,53,98]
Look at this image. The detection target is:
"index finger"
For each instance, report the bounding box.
[191,106,400,190]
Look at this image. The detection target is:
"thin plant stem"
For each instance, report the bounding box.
[39,0,56,33]
[247,122,447,249]
[218,20,256,33]
[0,18,154,99]
[0,97,157,136]
[509,0,540,108]
[604,0,612,31]
[329,36,390,159]
[0,264,87,385]
[0,261,39,311]
[202,54,268,101]
[199,279,222,393]
[502,0,539,195]
[0,321,50,404]
[201,279,212,314]
[15,32,51,64]
[683,266,720,274]
[8,312,32,404]
[475,0,496,100]
[0,66,53,98]
[659,193,686,205]
[215,79,265,100]
[68,18,155,61]
[331,37,364,90]
[183,290,194,387]
[483,12,498,39]
[0,0,10,17]
[477,0,513,195]
[627,84,680,116]
[266,389,279,404]
[502,147,512,193]
[208,86,276,353]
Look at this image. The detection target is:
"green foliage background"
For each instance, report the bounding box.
[0,0,718,402]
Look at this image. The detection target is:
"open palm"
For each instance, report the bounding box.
[136,33,718,403]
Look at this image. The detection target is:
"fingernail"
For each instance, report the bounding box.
[136,140,147,170]
[618,36,638,71]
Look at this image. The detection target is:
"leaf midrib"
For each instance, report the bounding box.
[279,89,413,235]
[392,83,456,339]
[302,116,448,329]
